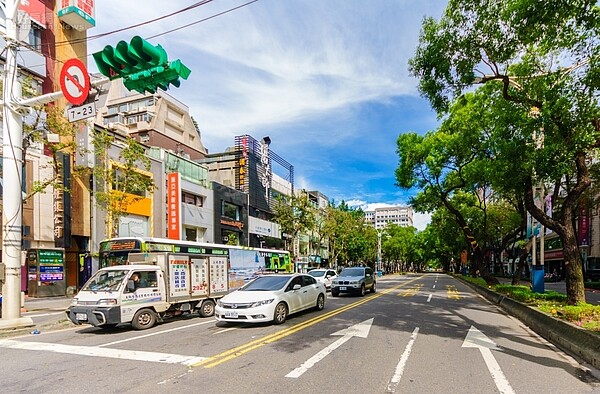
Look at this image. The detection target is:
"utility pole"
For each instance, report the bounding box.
[0,0,33,328]
[0,1,103,329]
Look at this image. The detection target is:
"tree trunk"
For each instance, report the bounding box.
[511,246,529,286]
[561,227,586,305]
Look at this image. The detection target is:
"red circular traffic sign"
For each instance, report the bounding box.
[60,58,90,105]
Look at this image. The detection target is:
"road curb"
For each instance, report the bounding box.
[457,277,600,370]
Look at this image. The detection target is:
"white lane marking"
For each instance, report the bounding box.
[286,319,374,378]
[386,327,419,393]
[427,294,432,303]
[0,339,206,366]
[213,327,237,335]
[462,326,515,394]
[432,284,436,289]
[99,319,215,347]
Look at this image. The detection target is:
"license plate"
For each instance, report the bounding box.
[340,286,347,291]
[75,313,87,321]
[225,311,238,318]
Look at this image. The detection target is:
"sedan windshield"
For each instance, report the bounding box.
[340,268,365,277]
[241,275,291,291]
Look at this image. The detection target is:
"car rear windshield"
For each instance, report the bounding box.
[340,268,365,276]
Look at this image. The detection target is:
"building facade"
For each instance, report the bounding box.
[365,205,414,229]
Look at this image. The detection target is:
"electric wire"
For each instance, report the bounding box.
[146,0,258,40]
[52,0,214,47]
[19,0,259,76]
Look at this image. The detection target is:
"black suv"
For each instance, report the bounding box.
[331,267,376,297]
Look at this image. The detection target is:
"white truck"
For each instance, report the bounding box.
[66,252,229,330]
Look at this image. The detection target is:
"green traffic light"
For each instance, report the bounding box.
[92,35,189,93]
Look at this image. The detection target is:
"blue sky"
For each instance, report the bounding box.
[90,1,446,229]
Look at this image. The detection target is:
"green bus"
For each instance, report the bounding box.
[98,237,293,277]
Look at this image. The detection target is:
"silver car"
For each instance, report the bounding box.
[331,266,376,297]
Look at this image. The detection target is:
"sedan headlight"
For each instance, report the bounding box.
[250,299,274,308]
[97,298,118,306]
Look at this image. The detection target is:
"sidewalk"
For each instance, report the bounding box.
[22,296,72,312]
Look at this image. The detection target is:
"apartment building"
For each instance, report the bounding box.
[365,205,414,229]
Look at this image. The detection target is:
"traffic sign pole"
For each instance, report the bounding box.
[0,0,33,329]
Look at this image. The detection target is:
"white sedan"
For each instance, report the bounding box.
[308,268,338,291]
[215,274,326,324]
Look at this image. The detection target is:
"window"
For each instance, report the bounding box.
[28,24,42,51]
[302,275,317,286]
[222,201,240,220]
[182,192,203,207]
[185,227,197,242]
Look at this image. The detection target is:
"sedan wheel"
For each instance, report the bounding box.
[273,302,288,324]
[315,293,325,311]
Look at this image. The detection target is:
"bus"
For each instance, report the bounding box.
[98,237,293,288]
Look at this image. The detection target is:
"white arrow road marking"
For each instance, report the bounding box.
[462,326,515,394]
[0,339,206,366]
[286,318,374,378]
[386,327,419,393]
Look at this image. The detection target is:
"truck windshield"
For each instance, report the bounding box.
[82,270,129,292]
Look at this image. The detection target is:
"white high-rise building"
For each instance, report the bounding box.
[365,206,414,229]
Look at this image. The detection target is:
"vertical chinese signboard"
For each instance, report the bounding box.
[167,173,181,240]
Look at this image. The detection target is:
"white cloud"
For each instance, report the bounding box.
[413,212,432,231]
[90,1,446,207]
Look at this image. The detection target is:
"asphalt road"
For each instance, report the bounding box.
[1,273,599,393]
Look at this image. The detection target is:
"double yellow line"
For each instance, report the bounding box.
[193,275,423,368]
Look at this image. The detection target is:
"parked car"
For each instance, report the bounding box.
[215,273,326,325]
[331,266,376,297]
[308,268,338,290]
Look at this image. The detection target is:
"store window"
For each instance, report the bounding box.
[222,201,240,220]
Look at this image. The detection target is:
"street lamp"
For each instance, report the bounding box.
[377,228,383,273]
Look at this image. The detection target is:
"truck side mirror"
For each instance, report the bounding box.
[127,280,135,292]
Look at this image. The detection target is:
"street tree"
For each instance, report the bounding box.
[91,128,156,238]
[272,192,315,259]
[409,0,600,303]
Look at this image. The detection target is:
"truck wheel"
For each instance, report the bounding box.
[131,308,157,330]
[199,300,215,317]
[273,302,288,325]
[315,293,325,311]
